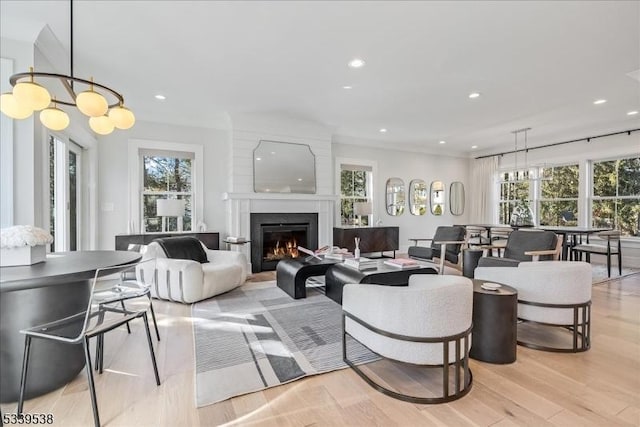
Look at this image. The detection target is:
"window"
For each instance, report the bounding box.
[538,164,579,226]
[340,164,372,226]
[498,171,530,224]
[141,150,193,233]
[592,157,640,236]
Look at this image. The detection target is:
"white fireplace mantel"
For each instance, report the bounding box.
[223,192,339,202]
[223,192,337,272]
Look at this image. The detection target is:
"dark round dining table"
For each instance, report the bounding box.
[0,250,141,403]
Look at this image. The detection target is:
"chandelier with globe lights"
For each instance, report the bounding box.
[0,0,134,135]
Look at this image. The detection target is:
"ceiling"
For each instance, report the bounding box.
[1,1,639,155]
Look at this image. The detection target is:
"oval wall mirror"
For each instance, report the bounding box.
[385,178,405,216]
[450,181,465,216]
[430,181,445,215]
[409,179,427,215]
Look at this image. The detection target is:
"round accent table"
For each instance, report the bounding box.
[470,279,518,364]
[0,250,141,403]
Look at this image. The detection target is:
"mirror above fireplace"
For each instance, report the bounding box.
[253,140,316,194]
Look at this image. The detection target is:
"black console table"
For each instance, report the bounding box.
[115,232,219,250]
[333,226,399,257]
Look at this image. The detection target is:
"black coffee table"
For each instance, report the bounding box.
[470,279,518,364]
[276,258,338,299]
[324,261,438,304]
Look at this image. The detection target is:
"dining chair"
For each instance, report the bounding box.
[572,230,622,277]
[17,259,161,427]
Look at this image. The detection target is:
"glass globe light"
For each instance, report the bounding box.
[108,104,135,129]
[40,105,70,131]
[89,115,115,135]
[0,92,33,119]
[13,81,51,111]
[77,89,108,117]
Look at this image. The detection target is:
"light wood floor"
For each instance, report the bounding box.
[3,271,639,426]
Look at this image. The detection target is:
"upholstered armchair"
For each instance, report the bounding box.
[475,261,592,352]
[342,274,473,403]
[140,236,247,303]
[477,229,560,268]
[408,225,466,274]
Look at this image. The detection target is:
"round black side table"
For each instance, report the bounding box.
[470,279,518,364]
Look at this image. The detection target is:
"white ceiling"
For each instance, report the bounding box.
[1,1,639,155]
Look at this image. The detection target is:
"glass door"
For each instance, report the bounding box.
[49,136,83,252]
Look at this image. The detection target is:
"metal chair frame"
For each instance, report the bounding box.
[342,311,473,404]
[516,299,591,353]
[16,259,161,427]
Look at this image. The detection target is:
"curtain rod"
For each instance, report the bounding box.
[474,128,640,160]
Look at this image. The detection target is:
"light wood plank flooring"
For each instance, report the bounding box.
[3,271,639,426]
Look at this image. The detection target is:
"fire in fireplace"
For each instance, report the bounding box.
[250,213,318,273]
[263,233,300,261]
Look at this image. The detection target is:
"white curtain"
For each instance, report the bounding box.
[470,156,499,223]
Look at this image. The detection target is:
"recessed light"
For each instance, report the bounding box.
[270,151,276,155]
[342,85,353,90]
[439,140,446,144]
[627,110,638,116]
[468,92,481,99]
[593,99,607,105]
[379,128,387,133]
[154,94,166,100]
[348,58,366,68]
[297,178,303,182]
[255,157,262,161]
[471,145,478,149]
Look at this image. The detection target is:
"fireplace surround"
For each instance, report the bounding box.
[250,212,318,273]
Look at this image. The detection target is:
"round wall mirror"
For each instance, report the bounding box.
[385,178,405,216]
[450,181,465,216]
[430,181,445,215]
[409,179,427,215]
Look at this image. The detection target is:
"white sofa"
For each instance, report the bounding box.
[140,241,247,303]
[475,261,592,352]
[342,274,473,403]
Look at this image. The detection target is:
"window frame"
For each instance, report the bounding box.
[590,156,640,235]
[536,162,580,226]
[128,139,203,234]
[334,158,377,227]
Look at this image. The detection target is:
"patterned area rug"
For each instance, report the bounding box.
[191,281,376,407]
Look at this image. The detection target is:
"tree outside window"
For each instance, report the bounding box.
[142,153,193,232]
[498,171,530,225]
[592,157,640,236]
[538,164,579,226]
[340,166,372,226]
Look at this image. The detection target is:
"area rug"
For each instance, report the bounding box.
[591,264,640,284]
[191,281,376,407]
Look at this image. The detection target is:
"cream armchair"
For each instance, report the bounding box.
[475,261,592,352]
[139,237,247,303]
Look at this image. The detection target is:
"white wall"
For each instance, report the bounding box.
[332,141,470,253]
[1,37,36,226]
[97,120,230,249]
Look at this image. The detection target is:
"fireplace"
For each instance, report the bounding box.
[250,213,318,273]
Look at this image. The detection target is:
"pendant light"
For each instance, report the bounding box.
[1,0,134,135]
